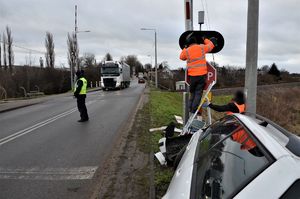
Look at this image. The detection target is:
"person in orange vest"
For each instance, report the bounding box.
[180,34,215,117]
[203,90,246,114]
[203,90,257,151]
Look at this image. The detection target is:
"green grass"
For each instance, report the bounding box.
[148,89,232,198]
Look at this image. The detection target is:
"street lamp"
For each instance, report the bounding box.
[141,28,158,88]
[147,55,152,81]
[70,5,91,90]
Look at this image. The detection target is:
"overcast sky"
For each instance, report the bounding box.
[0,0,299,73]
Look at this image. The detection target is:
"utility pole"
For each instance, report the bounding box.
[154,31,158,88]
[141,28,158,88]
[245,0,259,114]
[183,0,193,124]
[75,5,79,71]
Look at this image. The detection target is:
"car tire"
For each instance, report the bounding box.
[173,145,187,170]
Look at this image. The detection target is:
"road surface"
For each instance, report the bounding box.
[0,80,144,199]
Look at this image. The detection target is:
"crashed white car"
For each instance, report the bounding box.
[162,113,300,199]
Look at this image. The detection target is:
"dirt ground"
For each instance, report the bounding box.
[91,87,154,199]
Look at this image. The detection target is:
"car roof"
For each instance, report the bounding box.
[234,113,300,160]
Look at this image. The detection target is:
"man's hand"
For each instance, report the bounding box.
[74,93,79,98]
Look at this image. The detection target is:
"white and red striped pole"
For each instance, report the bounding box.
[183,0,193,124]
[184,0,193,31]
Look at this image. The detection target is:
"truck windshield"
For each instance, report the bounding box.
[101,64,120,76]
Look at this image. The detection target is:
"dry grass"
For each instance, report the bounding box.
[257,86,300,134]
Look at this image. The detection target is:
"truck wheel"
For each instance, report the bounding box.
[173,145,187,170]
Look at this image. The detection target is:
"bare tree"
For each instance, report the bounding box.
[67,33,77,73]
[83,53,96,67]
[2,33,7,70]
[6,26,14,73]
[45,32,55,68]
[103,53,113,61]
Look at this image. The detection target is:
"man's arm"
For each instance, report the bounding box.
[74,80,83,96]
[208,102,239,113]
[180,48,187,61]
[203,38,215,53]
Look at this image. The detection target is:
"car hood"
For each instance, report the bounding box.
[163,130,202,199]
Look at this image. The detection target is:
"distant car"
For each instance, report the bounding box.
[163,113,300,199]
[138,77,145,84]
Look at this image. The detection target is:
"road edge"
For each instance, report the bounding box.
[89,85,150,199]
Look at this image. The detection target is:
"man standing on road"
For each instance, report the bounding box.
[74,70,89,122]
[180,33,215,119]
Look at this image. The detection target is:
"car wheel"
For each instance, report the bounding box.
[173,145,187,170]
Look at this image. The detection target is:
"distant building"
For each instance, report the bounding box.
[176,81,186,91]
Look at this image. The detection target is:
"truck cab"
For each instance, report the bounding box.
[101,61,131,90]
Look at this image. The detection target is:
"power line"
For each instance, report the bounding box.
[0,40,45,54]
[203,0,211,29]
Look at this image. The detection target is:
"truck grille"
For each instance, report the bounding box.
[103,78,116,88]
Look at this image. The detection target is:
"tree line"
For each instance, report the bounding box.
[0,26,147,99]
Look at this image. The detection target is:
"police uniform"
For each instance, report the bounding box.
[74,76,89,122]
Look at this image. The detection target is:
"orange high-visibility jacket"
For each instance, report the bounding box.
[180,39,214,76]
[227,102,246,115]
[232,129,257,150]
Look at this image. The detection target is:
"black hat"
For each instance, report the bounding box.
[186,33,197,47]
[75,71,82,77]
[234,90,245,104]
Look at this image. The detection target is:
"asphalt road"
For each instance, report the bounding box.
[0,80,145,199]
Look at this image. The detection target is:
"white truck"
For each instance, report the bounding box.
[100,61,131,90]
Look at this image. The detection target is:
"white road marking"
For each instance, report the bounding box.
[0,166,98,180]
[0,100,96,147]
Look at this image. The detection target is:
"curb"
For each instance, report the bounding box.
[0,102,42,114]
[0,88,102,114]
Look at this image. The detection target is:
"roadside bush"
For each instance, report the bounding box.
[257,87,300,134]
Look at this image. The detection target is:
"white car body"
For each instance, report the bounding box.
[163,113,300,199]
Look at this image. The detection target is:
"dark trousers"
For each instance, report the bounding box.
[77,95,89,120]
[189,75,206,113]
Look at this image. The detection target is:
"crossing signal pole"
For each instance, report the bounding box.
[183,0,193,124]
[245,0,259,114]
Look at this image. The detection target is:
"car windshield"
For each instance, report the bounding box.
[192,116,273,199]
[101,64,119,75]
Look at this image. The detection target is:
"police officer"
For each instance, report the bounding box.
[74,70,89,122]
[180,33,215,118]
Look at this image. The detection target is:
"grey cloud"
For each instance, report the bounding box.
[0,0,299,73]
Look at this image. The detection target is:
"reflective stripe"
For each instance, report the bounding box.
[186,46,205,64]
[187,63,207,68]
[186,48,191,63]
[79,77,87,94]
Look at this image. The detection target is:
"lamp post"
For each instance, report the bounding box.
[71,5,90,90]
[147,55,153,81]
[141,28,158,88]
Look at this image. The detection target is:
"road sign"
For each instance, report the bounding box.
[205,62,217,90]
[179,31,225,53]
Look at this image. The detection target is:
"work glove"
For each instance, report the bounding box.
[210,37,218,47]
[202,102,210,108]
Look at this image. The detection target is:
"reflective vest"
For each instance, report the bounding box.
[227,102,246,115]
[180,39,214,76]
[75,77,87,95]
[232,129,256,150]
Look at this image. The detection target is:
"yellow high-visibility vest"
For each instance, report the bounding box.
[75,77,87,95]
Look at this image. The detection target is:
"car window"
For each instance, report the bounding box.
[192,116,271,199]
[280,179,300,199]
